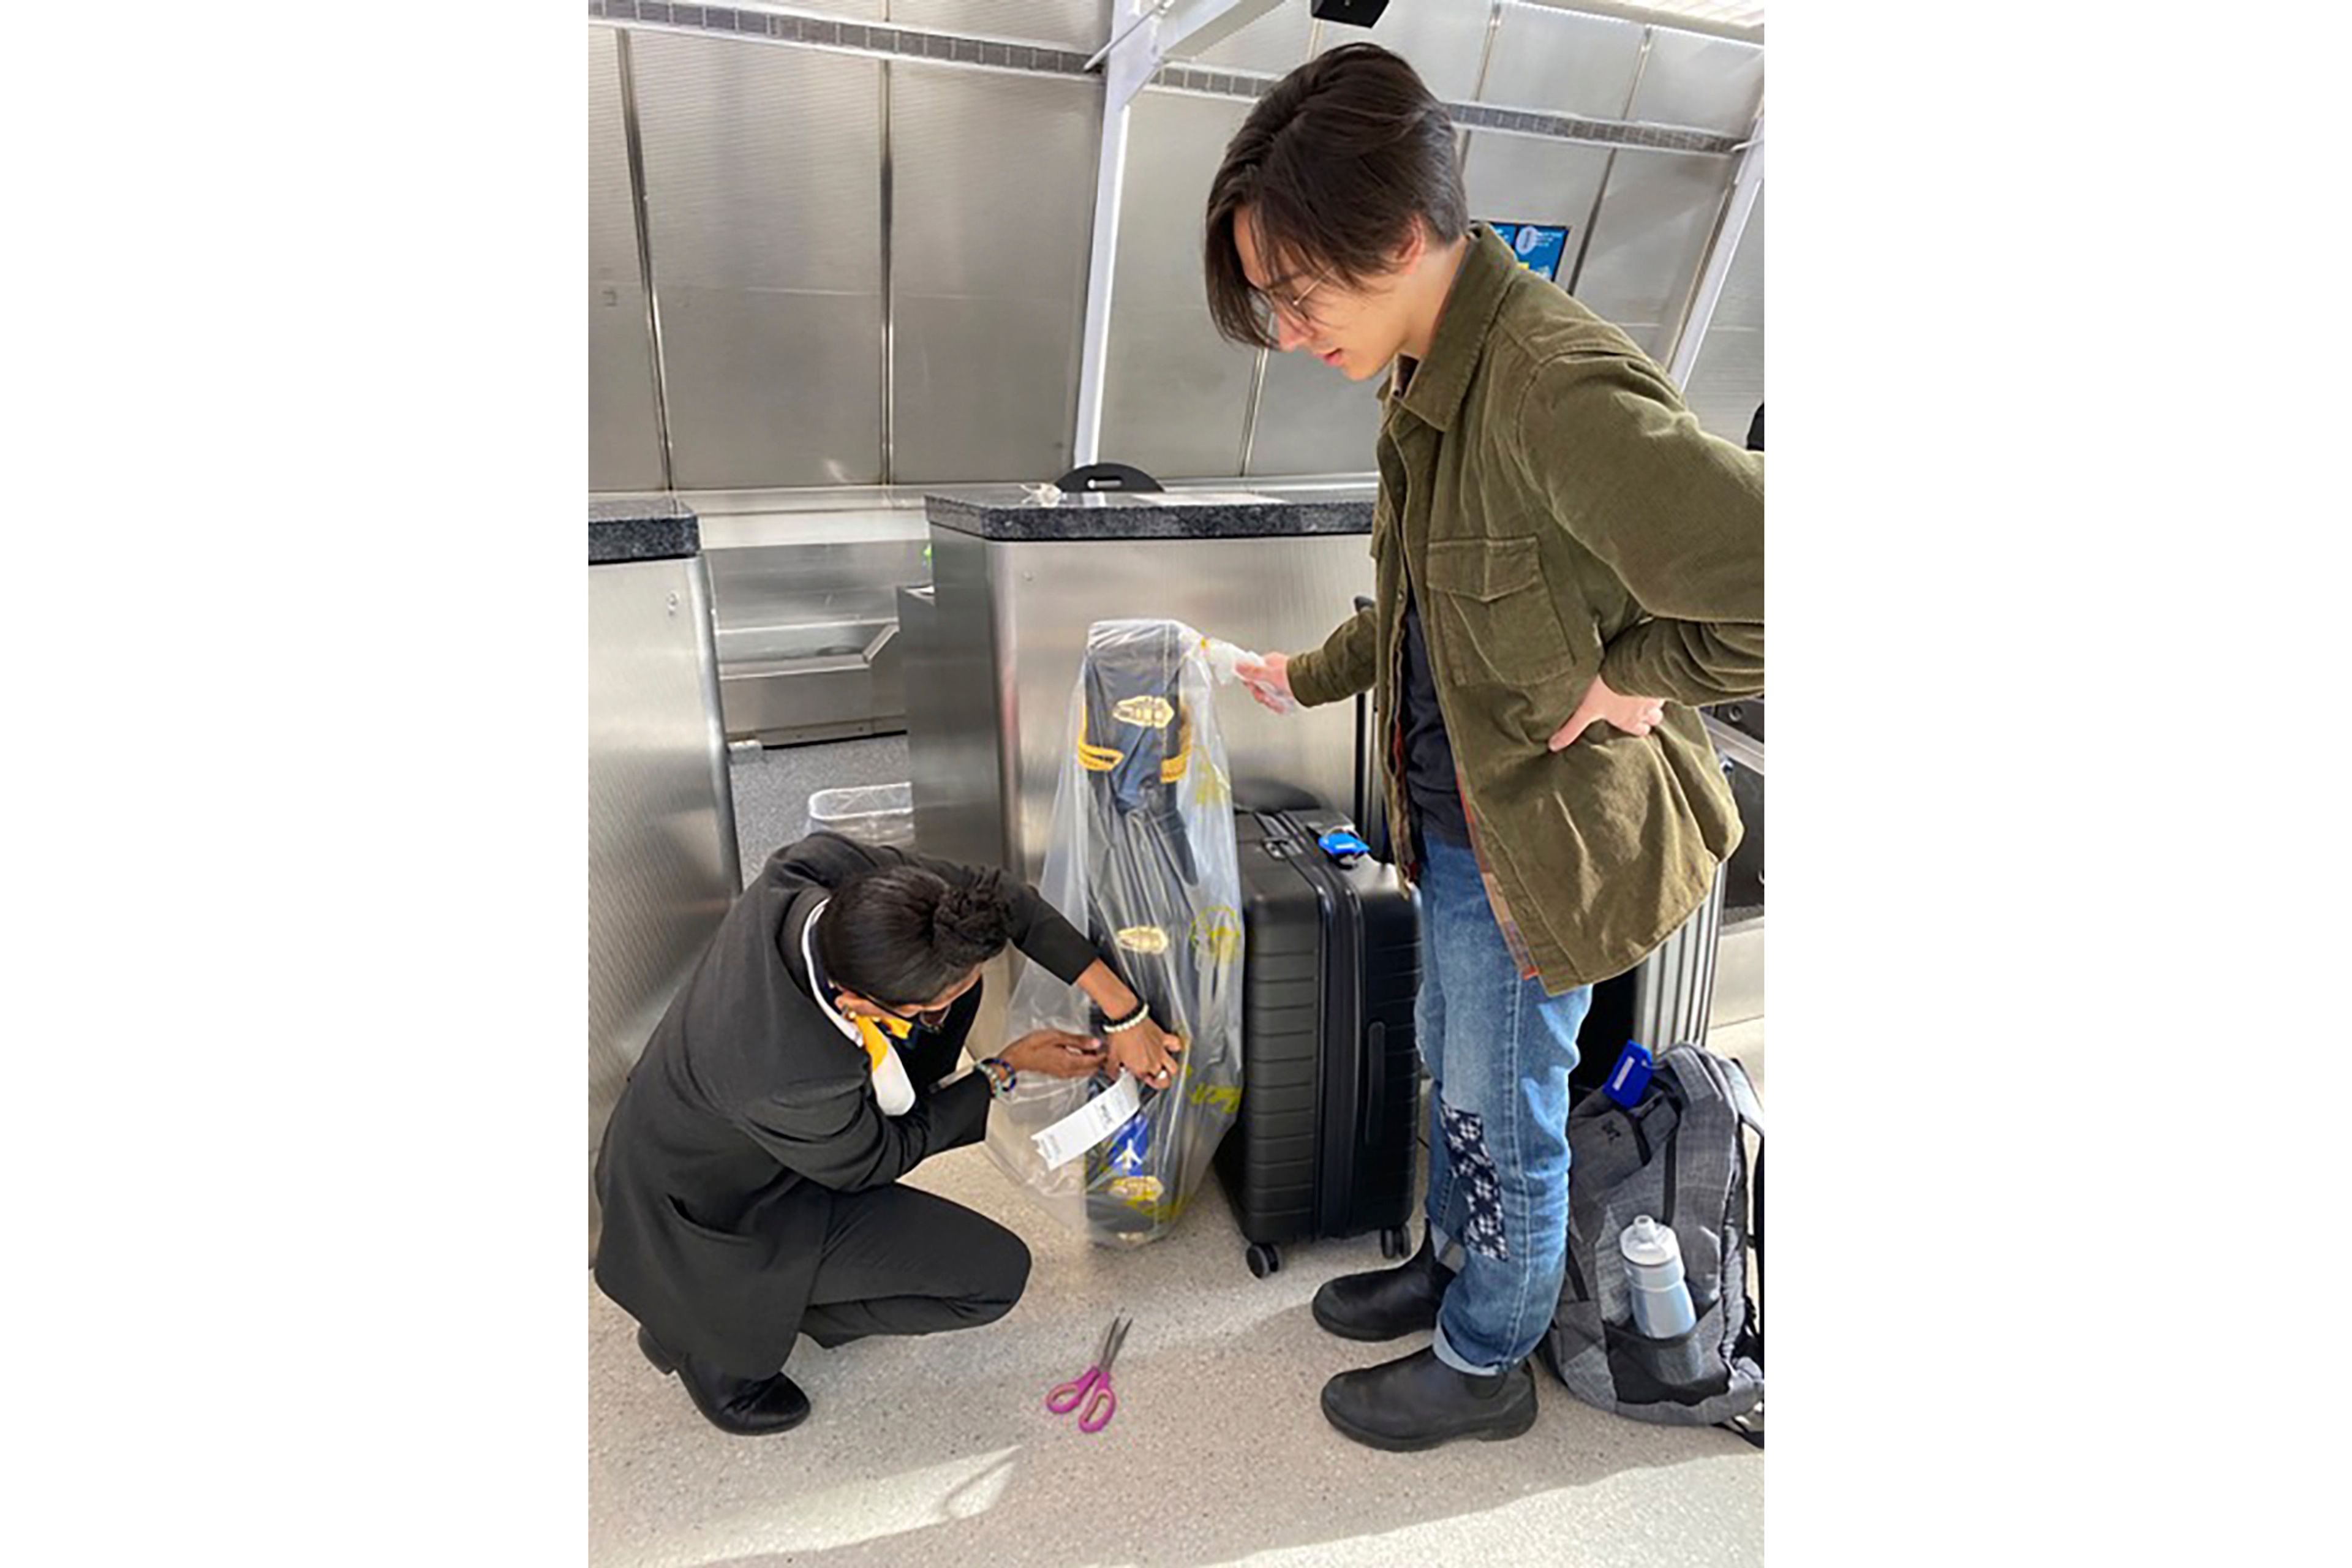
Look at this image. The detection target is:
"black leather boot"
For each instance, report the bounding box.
[1311,1229,1456,1341]
[1319,1345,1538,1452]
[638,1325,812,1437]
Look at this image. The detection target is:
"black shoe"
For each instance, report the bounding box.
[1311,1229,1457,1342]
[1319,1345,1538,1452]
[638,1325,812,1437]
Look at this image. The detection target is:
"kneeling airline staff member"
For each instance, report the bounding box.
[594,829,1184,1436]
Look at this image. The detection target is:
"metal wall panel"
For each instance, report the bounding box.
[897,295,1087,481]
[1627,25,1762,134]
[589,29,663,492]
[1246,345,1382,475]
[588,554,740,1253]
[657,287,886,486]
[1478,4,1646,118]
[590,285,666,491]
[631,33,886,488]
[634,36,883,291]
[1311,0,1492,101]
[891,0,1107,50]
[1463,131,1612,271]
[589,29,641,283]
[1681,183,1761,443]
[1099,88,1259,478]
[1189,1,1314,73]
[1570,148,1731,361]
[891,62,1098,483]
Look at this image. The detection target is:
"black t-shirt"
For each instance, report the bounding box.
[1400,587,1470,844]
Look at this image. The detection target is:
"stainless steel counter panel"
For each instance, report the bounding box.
[912,526,1376,883]
[900,581,1009,867]
[908,549,1014,872]
[587,554,741,1254]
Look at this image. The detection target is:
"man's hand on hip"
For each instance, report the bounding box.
[1550,671,1666,750]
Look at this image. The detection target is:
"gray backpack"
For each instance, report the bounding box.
[1539,1042,1766,1446]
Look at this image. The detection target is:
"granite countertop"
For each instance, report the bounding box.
[589,495,700,564]
[924,484,1375,541]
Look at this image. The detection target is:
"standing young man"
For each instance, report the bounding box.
[1205,43,1764,1451]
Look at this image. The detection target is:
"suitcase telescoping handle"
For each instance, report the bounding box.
[1351,595,1392,864]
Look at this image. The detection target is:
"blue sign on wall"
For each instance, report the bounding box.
[1483,221,1571,282]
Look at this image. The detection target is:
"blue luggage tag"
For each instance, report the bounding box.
[1602,1041,1654,1109]
[1317,828,1371,866]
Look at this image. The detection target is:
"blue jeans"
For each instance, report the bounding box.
[1415,833,1594,1376]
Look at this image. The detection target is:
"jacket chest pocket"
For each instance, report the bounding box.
[1423,536,1581,688]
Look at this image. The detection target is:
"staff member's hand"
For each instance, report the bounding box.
[1000,1030,1109,1080]
[1550,671,1666,750]
[1109,1019,1186,1089]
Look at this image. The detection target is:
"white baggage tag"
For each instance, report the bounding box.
[1031,1072,1144,1170]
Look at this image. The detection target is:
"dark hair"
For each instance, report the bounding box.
[816,865,1012,1008]
[1204,42,1469,350]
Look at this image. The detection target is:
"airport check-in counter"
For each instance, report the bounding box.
[902,483,1762,1037]
[905,486,1379,887]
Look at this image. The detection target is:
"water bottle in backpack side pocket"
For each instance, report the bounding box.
[1622,1214,1698,1338]
[1619,1213,1714,1393]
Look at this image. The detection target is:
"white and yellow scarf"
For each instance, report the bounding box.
[801,898,918,1117]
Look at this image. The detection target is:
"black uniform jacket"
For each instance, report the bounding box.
[592,831,1101,1374]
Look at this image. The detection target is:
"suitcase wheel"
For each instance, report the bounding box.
[1245,1242,1283,1280]
[1379,1227,1408,1261]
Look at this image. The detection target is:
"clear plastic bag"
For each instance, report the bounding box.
[986,620,1246,1245]
[1197,635,1296,712]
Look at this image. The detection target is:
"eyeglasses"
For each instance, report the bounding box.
[872,998,946,1028]
[1248,265,1338,337]
[873,972,977,1029]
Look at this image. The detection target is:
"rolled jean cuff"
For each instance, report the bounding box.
[1432,1320,1503,1378]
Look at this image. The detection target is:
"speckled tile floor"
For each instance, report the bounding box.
[589,742,1765,1567]
[729,736,911,889]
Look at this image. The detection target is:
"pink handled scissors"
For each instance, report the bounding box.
[1046,1313,1131,1434]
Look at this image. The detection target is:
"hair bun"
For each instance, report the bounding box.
[931,880,1012,967]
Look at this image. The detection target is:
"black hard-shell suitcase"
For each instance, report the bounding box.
[1217,804,1422,1278]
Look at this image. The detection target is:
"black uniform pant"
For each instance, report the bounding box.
[794,1184,1033,1355]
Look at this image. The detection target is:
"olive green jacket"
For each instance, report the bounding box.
[1286,225,1763,993]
